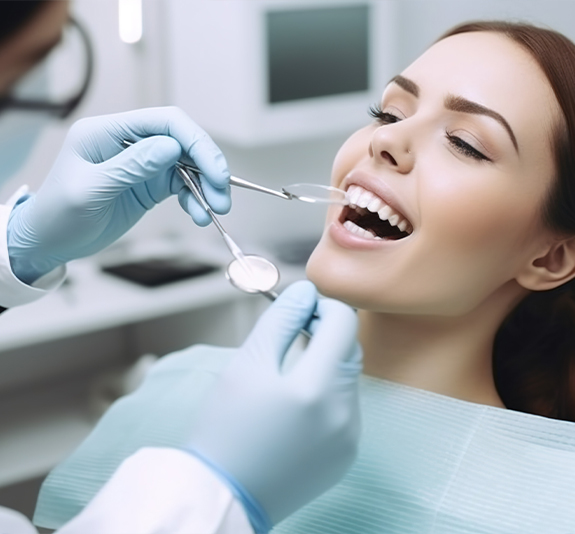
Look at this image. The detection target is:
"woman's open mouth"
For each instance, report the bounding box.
[339,184,413,240]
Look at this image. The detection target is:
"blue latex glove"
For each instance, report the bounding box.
[7,107,230,284]
[187,281,363,533]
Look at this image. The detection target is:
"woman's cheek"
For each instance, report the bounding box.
[330,126,373,187]
[418,162,521,250]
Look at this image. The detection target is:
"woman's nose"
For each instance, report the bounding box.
[369,125,414,174]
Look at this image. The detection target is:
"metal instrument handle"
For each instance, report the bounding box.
[121,139,290,200]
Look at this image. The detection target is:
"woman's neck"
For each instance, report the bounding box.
[358,287,525,408]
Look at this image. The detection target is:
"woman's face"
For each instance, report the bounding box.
[307,31,562,315]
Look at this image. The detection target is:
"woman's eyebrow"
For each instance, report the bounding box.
[445,94,519,153]
[389,75,419,97]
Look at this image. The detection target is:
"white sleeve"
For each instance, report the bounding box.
[0,506,38,534]
[56,447,255,534]
[0,186,66,308]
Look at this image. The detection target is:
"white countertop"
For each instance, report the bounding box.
[0,247,307,352]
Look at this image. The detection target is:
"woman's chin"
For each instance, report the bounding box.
[306,250,340,298]
[306,249,363,306]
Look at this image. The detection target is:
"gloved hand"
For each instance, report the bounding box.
[7,107,230,284]
[187,281,362,533]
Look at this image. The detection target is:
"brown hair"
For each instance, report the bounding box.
[0,1,44,46]
[440,21,575,421]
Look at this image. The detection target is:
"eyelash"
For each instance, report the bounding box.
[368,104,491,163]
[369,104,401,125]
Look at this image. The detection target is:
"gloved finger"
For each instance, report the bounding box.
[115,107,230,190]
[177,186,232,224]
[242,280,318,370]
[197,177,232,215]
[98,136,182,192]
[305,307,362,370]
[298,297,361,377]
[184,138,229,190]
[177,188,212,227]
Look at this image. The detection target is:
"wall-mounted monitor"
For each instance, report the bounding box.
[165,0,397,146]
[266,5,370,103]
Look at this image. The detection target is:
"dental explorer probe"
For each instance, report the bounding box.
[121,139,291,200]
[122,140,348,204]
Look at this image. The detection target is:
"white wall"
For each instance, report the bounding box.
[396,0,575,70]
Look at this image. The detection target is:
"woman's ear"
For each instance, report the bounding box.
[517,236,575,291]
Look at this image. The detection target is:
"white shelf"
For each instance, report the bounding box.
[0,252,307,353]
[0,260,237,352]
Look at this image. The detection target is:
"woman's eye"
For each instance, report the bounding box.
[446,133,491,162]
[369,104,402,125]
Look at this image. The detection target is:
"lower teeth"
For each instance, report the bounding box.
[343,220,382,240]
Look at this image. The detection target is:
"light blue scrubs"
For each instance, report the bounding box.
[35,345,575,533]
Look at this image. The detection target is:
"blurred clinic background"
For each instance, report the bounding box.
[1,0,575,522]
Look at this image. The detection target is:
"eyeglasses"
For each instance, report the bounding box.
[0,17,94,119]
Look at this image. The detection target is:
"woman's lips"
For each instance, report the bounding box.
[326,169,415,249]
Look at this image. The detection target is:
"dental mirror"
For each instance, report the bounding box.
[226,254,280,294]
[226,255,315,339]
[282,183,348,205]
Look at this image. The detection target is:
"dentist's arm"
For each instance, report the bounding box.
[6,106,230,286]
[56,282,362,534]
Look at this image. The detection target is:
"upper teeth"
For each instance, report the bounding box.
[346,184,411,233]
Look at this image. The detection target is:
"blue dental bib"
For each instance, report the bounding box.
[35,346,575,533]
[276,376,575,533]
